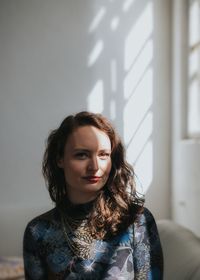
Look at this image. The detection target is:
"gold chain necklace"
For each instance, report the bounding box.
[61,213,96,260]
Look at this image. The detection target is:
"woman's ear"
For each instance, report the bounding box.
[57,158,64,168]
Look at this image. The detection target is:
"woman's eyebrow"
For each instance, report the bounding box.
[73,148,90,152]
[73,148,111,152]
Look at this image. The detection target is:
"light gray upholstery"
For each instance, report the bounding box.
[157,220,200,280]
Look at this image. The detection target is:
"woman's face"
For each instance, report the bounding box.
[58,125,112,204]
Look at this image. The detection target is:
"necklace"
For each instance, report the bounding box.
[60,213,96,260]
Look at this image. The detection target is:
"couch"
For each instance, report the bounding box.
[157,220,200,280]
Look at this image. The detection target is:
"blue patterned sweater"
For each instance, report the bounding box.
[23,206,163,279]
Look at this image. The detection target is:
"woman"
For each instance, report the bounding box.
[23,111,163,279]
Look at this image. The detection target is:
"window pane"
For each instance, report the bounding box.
[187,0,200,138]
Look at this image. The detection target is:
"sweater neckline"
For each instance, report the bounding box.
[58,197,96,219]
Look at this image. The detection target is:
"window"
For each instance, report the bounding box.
[187,0,200,138]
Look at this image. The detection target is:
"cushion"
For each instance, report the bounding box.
[157,220,200,280]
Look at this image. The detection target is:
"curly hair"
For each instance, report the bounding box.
[42,111,144,239]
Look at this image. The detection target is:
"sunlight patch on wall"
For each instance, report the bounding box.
[122,0,136,12]
[124,39,153,99]
[134,141,153,194]
[111,59,117,92]
[110,99,116,120]
[126,112,153,194]
[124,2,153,72]
[88,7,106,33]
[123,1,154,193]
[124,68,153,145]
[88,40,104,67]
[126,112,152,163]
[87,80,104,113]
[110,59,117,120]
[124,68,153,193]
[110,16,120,31]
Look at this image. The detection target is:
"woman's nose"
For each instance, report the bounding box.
[88,156,99,171]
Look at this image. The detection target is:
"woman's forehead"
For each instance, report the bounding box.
[66,126,111,150]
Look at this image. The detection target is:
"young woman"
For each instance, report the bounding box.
[23,111,163,279]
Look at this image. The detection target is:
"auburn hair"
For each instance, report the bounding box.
[42,111,144,239]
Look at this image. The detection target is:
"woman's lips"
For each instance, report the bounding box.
[83,176,101,183]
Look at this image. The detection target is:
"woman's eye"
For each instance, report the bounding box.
[99,153,110,159]
[75,153,88,159]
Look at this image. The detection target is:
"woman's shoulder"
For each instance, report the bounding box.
[133,206,159,236]
[24,207,58,237]
[134,206,157,226]
[133,206,160,243]
[28,207,57,223]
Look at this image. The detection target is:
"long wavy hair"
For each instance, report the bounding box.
[42,111,144,239]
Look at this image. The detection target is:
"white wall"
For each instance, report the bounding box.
[0,0,172,256]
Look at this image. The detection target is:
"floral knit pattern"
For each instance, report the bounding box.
[23,207,163,279]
